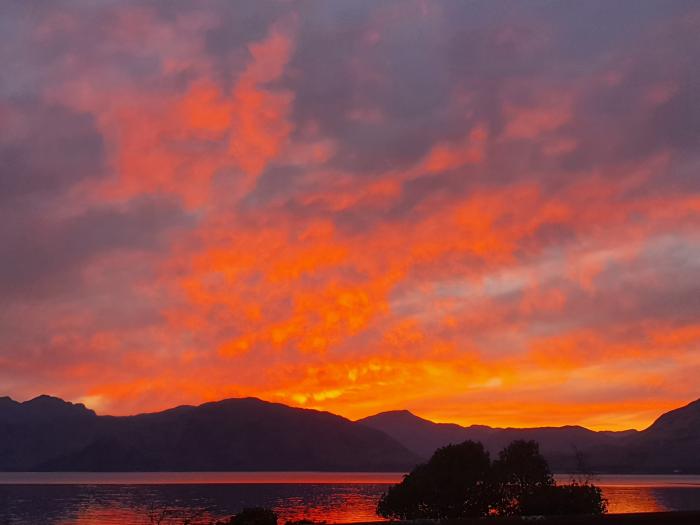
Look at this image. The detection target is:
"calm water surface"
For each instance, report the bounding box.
[1,473,699,524]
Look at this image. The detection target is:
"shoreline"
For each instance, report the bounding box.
[1,472,699,487]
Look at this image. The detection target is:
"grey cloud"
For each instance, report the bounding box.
[0,198,190,299]
[0,99,105,203]
[513,237,700,335]
[0,97,191,300]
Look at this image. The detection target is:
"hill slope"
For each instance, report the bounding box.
[0,396,419,471]
[357,410,630,471]
[358,401,700,473]
[591,398,700,473]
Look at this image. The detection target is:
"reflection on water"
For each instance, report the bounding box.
[0,484,388,525]
[1,484,388,525]
[554,473,700,488]
[553,474,700,514]
[0,474,699,525]
[602,486,700,513]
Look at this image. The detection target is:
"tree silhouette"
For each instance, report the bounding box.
[377,441,492,519]
[519,482,607,516]
[217,508,278,525]
[377,439,606,519]
[492,440,554,515]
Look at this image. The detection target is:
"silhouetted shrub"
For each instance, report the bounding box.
[284,520,326,525]
[377,440,606,519]
[492,440,555,515]
[217,507,278,525]
[519,482,607,516]
[377,441,493,519]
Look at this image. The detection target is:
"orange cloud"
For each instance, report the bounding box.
[229,23,295,185]
[4,1,700,434]
[422,125,487,172]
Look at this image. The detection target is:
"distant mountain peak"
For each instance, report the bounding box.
[385,409,417,416]
[25,394,72,405]
[645,397,700,434]
[359,409,454,425]
[19,394,95,418]
[200,396,341,414]
[361,409,423,420]
[359,410,487,433]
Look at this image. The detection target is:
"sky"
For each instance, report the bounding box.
[1,0,699,431]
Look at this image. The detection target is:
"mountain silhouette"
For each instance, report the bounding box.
[357,410,632,471]
[0,396,419,471]
[358,400,700,473]
[589,398,700,473]
[1,395,698,472]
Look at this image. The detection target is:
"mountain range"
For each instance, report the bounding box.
[0,396,418,471]
[1,394,698,473]
[359,399,700,473]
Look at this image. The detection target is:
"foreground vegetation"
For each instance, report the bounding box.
[377,440,606,519]
[144,509,700,525]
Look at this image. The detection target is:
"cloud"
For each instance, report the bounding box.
[0,197,188,298]
[0,98,105,203]
[0,0,699,429]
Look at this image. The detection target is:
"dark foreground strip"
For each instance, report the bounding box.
[340,511,700,525]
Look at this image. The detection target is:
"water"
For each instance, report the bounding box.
[0,473,699,524]
[553,474,700,514]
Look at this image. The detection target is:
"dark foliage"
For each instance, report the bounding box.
[492,440,554,515]
[377,440,606,519]
[215,508,278,525]
[519,482,607,516]
[377,441,492,519]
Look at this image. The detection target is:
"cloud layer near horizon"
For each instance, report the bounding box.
[1,0,699,430]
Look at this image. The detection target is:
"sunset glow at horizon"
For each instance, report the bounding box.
[1,1,699,432]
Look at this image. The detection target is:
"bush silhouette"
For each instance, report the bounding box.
[520,482,607,516]
[492,440,555,515]
[377,440,606,519]
[217,508,278,525]
[377,441,492,519]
